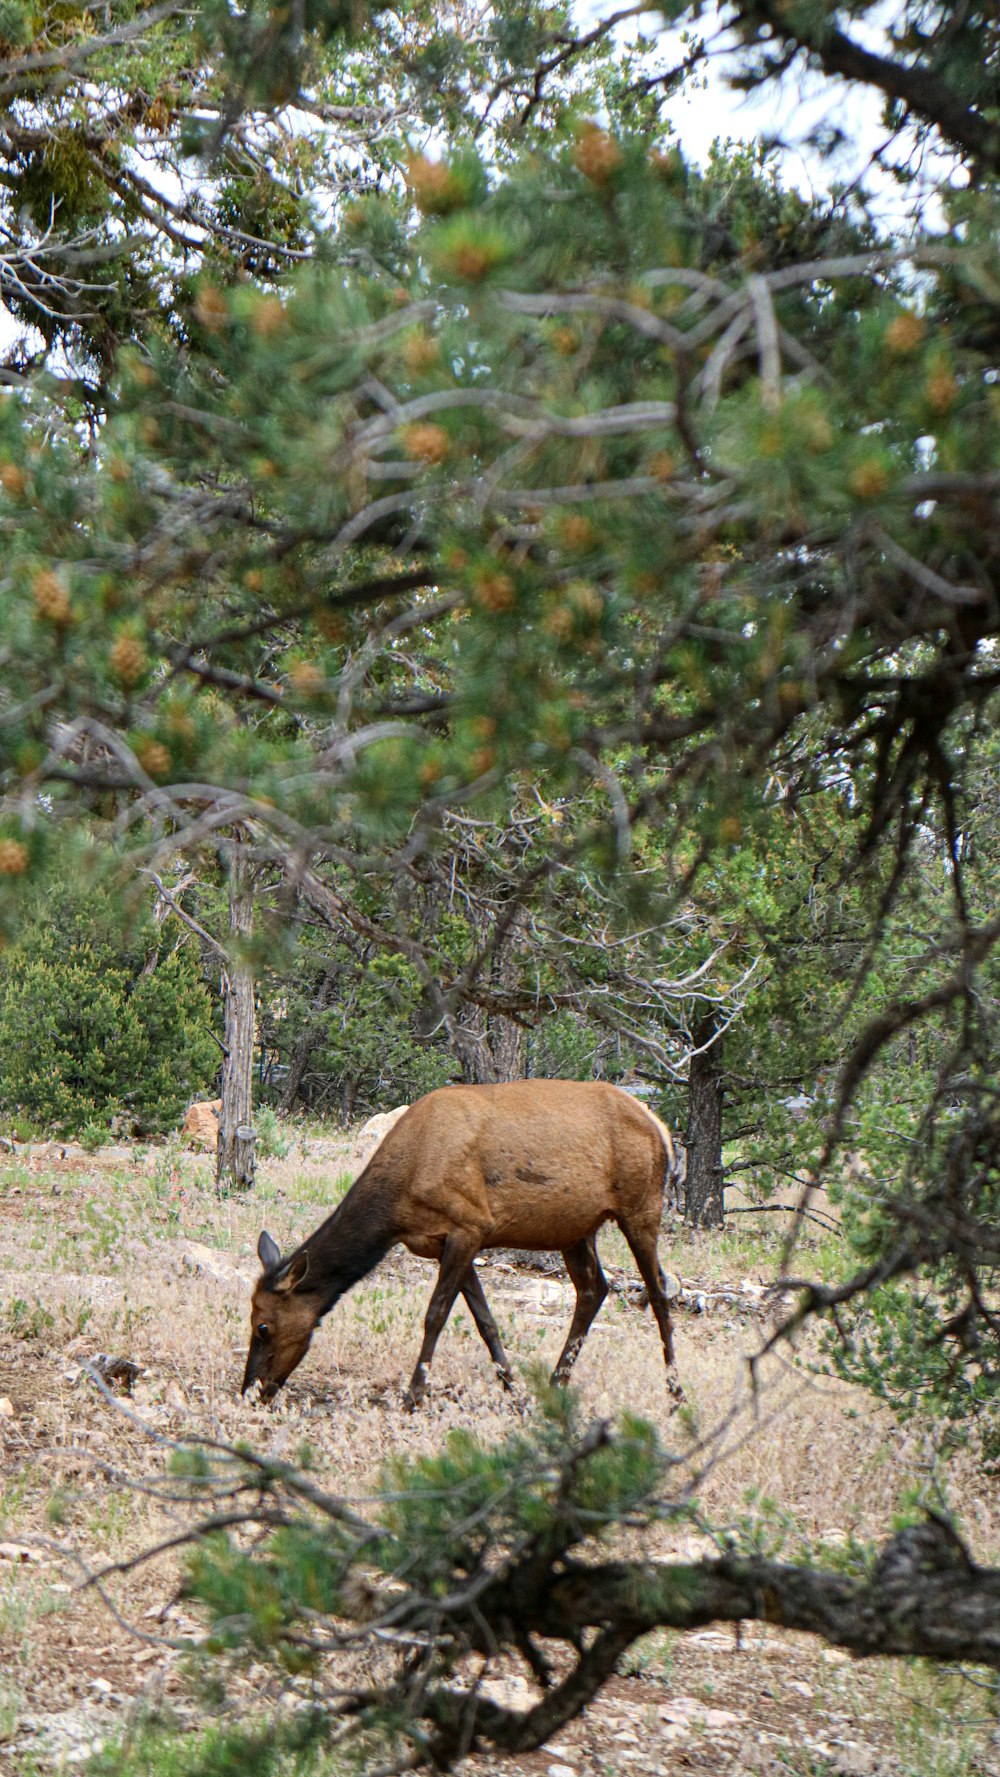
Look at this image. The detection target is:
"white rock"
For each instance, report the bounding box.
[183,1240,241,1284]
[703,1707,740,1729]
[0,1541,41,1562]
[351,1105,409,1169]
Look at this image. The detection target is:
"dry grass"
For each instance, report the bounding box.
[0,1133,998,1776]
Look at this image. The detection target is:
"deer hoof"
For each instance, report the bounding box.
[403,1373,427,1413]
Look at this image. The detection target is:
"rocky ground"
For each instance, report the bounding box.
[0,1132,998,1776]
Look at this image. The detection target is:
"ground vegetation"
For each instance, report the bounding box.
[0,0,999,1757]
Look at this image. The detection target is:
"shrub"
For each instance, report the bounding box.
[0,882,219,1137]
[253,1105,291,1160]
[262,940,455,1116]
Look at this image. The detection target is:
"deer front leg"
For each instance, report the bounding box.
[404,1233,481,1410]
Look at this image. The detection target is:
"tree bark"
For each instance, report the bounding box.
[279,965,339,1112]
[683,1013,725,1227]
[496,1520,1000,1671]
[456,1001,525,1084]
[217,848,256,1192]
[740,0,1000,178]
[416,1517,1000,1770]
[456,910,526,1083]
[489,987,525,1082]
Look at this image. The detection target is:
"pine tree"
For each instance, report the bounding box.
[0,880,218,1134]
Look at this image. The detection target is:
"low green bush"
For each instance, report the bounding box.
[0,881,218,1137]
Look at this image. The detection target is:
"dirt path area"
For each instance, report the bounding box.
[0,1140,997,1775]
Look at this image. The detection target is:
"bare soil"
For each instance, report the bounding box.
[0,1135,998,1776]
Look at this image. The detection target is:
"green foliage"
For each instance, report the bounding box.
[0,1295,55,1339]
[0,0,659,392]
[376,1380,663,1593]
[821,1271,1000,1429]
[252,1105,291,1160]
[86,1389,997,1775]
[0,0,32,48]
[261,931,456,1114]
[89,1715,325,1777]
[0,0,997,1526]
[19,129,112,231]
[308,952,455,1108]
[165,1387,679,1746]
[0,881,218,1137]
[174,1388,669,1678]
[78,1120,109,1154]
[529,1009,634,1079]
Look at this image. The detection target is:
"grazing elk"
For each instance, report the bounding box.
[242,1079,680,1410]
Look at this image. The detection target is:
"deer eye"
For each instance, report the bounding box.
[257,1323,270,1339]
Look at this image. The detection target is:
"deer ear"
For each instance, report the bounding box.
[258,1230,281,1271]
[275,1251,310,1293]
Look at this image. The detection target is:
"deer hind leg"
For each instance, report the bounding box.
[617,1213,682,1403]
[405,1232,482,1411]
[461,1265,515,1392]
[550,1236,609,1386]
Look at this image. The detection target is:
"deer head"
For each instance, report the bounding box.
[241,1230,319,1401]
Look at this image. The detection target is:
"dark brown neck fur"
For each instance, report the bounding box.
[268,1165,398,1319]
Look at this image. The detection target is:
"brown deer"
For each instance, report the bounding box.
[241,1079,680,1410]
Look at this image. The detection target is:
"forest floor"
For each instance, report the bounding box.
[0,1129,998,1777]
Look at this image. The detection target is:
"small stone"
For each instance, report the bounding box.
[547,1765,578,1777]
[703,1707,740,1729]
[831,1747,878,1777]
[0,1541,41,1562]
[658,1700,694,1722]
[90,1355,141,1391]
[0,1396,14,1417]
[183,1240,240,1284]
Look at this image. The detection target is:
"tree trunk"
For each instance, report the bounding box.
[683,1014,725,1228]
[456,910,526,1084]
[279,966,338,1112]
[217,849,256,1192]
[489,1003,525,1082]
[279,1031,314,1114]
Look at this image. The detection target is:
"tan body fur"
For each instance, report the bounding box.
[381,1082,674,1254]
[242,1079,680,1409]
